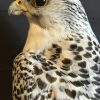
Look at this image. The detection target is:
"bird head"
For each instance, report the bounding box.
[8,0,67,28]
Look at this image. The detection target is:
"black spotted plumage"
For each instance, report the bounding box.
[74,55,82,60]
[37,78,47,90]
[83,52,92,58]
[9,0,100,100]
[46,73,57,83]
[78,61,86,68]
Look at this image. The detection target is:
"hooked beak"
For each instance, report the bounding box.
[8,1,27,16]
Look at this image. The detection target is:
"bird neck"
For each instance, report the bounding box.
[23,23,47,53]
[22,21,64,53]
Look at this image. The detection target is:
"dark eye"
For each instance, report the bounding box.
[18,1,22,4]
[35,0,46,7]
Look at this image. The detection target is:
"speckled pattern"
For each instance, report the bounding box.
[8,0,100,100]
[0,0,100,100]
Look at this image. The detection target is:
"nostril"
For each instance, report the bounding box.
[18,1,22,4]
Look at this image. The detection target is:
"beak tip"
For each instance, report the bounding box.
[8,9,12,16]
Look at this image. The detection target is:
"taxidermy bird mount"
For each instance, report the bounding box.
[8,0,100,100]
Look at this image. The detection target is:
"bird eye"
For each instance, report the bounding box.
[18,0,22,4]
[35,0,47,7]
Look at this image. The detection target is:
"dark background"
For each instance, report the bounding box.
[0,0,100,100]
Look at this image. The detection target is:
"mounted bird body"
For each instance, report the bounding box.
[9,0,100,100]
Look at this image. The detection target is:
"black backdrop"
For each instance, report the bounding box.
[0,0,100,100]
